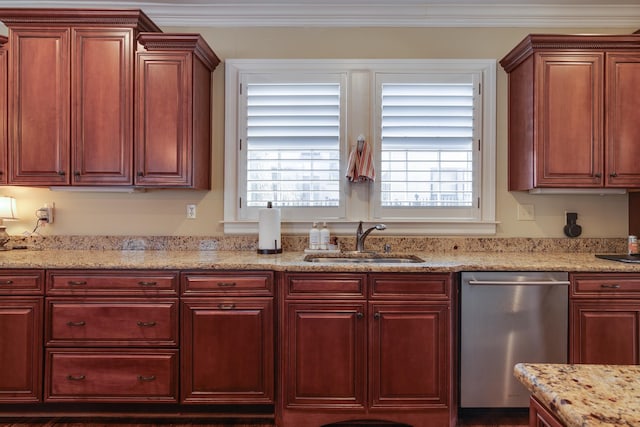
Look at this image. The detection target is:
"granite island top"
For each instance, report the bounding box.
[1,249,640,272]
[514,363,640,427]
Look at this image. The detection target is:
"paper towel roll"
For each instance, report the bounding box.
[258,202,282,254]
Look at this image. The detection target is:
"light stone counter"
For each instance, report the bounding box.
[515,363,640,427]
[1,249,640,272]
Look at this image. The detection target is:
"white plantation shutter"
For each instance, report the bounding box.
[380,80,474,207]
[244,80,341,209]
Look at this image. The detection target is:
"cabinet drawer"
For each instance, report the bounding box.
[181,271,273,296]
[46,298,178,346]
[369,273,451,300]
[284,273,367,298]
[45,349,178,402]
[47,270,179,296]
[0,270,44,295]
[571,273,640,298]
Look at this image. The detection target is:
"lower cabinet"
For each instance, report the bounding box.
[0,270,44,403]
[180,271,274,404]
[529,396,564,427]
[570,273,640,364]
[278,272,455,427]
[43,270,180,402]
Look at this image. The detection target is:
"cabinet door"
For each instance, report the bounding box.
[570,301,640,364]
[534,53,604,187]
[605,53,640,187]
[7,27,70,185]
[369,303,449,408]
[284,302,366,409]
[181,298,274,404]
[71,28,133,185]
[135,51,193,187]
[0,297,43,402]
[0,36,7,184]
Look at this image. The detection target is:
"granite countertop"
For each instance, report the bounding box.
[1,248,640,272]
[515,363,640,427]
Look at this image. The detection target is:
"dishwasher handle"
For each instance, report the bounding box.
[467,280,570,286]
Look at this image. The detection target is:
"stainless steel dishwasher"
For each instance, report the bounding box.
[460,271,569,408]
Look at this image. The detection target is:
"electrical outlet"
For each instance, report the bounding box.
[517,204,535,221]
[186,204,196,219]
[36,202,55,224]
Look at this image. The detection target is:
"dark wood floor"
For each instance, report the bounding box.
[0,410,530,427]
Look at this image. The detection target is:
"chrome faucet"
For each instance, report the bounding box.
[355,221,386,252]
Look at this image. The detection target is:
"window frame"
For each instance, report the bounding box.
[223,59,497,236]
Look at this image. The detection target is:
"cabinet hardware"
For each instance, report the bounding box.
[216,282,237,287]
[356,312,364,319]
[601,284,621,289]
[67,280,88,286]
[137,375,156,382]
[594,173,602,178]
[374,312,381,319]
[66,375,86,381]
[66,321,86,327]
[74,171,80,176]
[57,171,66,176]
[218,303,236,310]
[136,321,156,327]
[137,281,157,286]
[0,280,14,285]
[137,171,144,177]
[610,172,618,177]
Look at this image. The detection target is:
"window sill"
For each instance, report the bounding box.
[222,220,498,236]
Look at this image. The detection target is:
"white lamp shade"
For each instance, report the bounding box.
[0,196,17,220]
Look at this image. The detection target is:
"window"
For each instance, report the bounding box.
[224,60,496,235]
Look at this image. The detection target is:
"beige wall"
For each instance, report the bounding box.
[2,25,635,238]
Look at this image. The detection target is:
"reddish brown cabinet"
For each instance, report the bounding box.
[500,35,640,191]
[0,270,45,403]
[180,271,274,404]
[135,34,220,189]
[278,272,455,427]
[0,35,7,184]
[43,270,180,402]
[570,273,640,364]
[0,10,160,186]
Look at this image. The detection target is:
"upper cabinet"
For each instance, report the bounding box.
[135,34,220,189]
[0,9,219,189]
[0,35,6,185]
[500,34,640,191]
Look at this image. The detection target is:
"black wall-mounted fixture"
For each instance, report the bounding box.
[564,212,582,238]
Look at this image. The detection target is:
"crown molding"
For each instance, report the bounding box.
[0,1,638,28]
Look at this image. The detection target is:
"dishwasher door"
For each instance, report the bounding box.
[460,271,569,408]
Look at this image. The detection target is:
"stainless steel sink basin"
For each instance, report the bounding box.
[303,253,424,264]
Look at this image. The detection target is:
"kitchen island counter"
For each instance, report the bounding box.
[515,363,640,427]
[1,249,640,272]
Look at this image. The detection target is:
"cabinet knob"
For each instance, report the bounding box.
[374,312,381,319]
[136,321,157,327]
[610,172,618,177]
[137,171,144,177]
[594,173,602,178]
[74,171,81,176]
[356,312,364,319]
[0,280,14,285]
[137,281,157,287]
[57,171,66,176]
[66,321,86,327]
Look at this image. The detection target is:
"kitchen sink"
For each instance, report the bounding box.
[303,253,424,264]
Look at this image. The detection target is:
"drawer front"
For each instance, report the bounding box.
[0,270,44,295]
[369,273,451,300]
[284,273,367,298]
[47,270,178,296]
[182,271,274,296]
[46,298,178,346]
[571,273,640,298]
[45,349,178,402]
